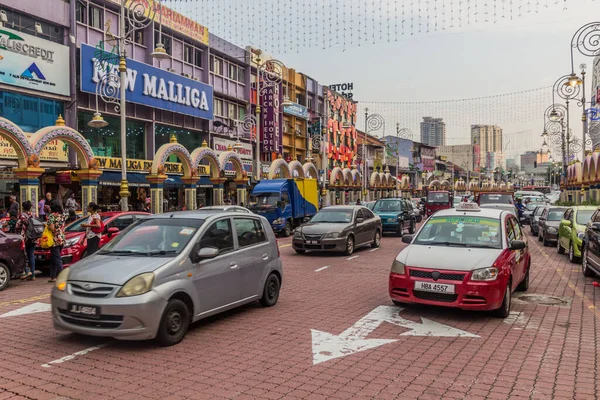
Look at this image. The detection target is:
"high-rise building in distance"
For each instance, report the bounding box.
[471,125,503,168]
[420,117,446,147]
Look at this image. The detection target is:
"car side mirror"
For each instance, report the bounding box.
[402,235,413,244]
[355,217,364,224]
[194,246,219,262]
[510,240,527,250]
[107,227,119,236]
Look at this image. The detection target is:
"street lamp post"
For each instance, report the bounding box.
[363,108,385,200]
[88,0,168,211]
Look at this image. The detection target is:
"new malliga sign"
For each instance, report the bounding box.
[80,44,213,120]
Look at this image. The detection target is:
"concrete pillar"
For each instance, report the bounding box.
[235,179,248,205]
[14,167,44,217]
[211,179,225,205]
[79,169,103,215]
[183,177,197,211]
[147,174,166,214]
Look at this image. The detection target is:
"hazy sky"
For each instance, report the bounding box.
[166,0,599,161]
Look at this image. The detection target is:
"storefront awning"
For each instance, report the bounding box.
[98,171,149,187]
[164,175,184,188]
[197,177,213,188]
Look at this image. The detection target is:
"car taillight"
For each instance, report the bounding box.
[276,239,280,258]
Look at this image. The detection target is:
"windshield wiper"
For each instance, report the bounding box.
[427,241,468,247]
[146,250,178,256]
[466,244,499,249]
[98,250,142,256]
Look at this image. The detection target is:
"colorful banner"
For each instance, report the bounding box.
[0,135,68,162]
[213,137,253,175]
[80,44,214,120]
[283,102,309,120]
[95,156,210,176]
[106,0,209,45]
[0,27,70,96]
[260,83,282,154]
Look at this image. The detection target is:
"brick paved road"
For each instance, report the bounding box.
[0,228,598,400]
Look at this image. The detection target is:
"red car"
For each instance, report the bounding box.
[425,190,453,217]
[389,203,530,318]
[34,212,149,268]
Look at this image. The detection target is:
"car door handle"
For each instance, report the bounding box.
[229,262,239,269]
[262,253,269,260]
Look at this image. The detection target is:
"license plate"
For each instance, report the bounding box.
[307,240,319,245]
[388,218,397,222]
[35,255,46,261]
[414,281,455,294]
[68,303,100,319]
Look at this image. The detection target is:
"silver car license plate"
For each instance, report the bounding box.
[307,240,319,245]
[68,303,100,319]
[414,281,455,294]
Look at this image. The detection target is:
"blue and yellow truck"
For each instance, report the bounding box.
[248,178,319,236]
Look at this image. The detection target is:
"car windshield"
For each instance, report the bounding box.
[427,192,450,204]
[547,209,565,221]
[479,194,513,205]
[576,210,594,225]
[99,218,204,256]
[534,207,547,216]
[65,215,113,233]
[373,200,403,212]
[248,193,279,208]
[414,216,502,249]
[311,209,353,223]
[365,202,375,210]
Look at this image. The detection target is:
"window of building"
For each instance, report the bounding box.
[155,124,206,152]
[212,56,223,75]
[76,2,87,23]
[125,20,144,45]
[78,112,145,159]
[228,103,236,119]
[296,94,305,105]
[214,99,224,116]
[194,49,203,68]
[154,31,172,55]
[0,91,64,133]
[89,6,103,30]
[237,67,245,83]
[307,97,313,110]
[229,64,237,80]
[238,107,246,120]
[183,45,193,64]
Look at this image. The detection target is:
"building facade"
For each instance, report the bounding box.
[471,124,503,169]
[436,144,476,171]
[420,117,446,147]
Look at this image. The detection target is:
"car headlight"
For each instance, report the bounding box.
[293,230,302,238]
[471,267,499,281]
[64,237,81,248]
[577,232,585,240]
[324,232,340,238]
[116,273,155,297]
[547,227,558,234]
[55,268,70,291]
[391,260,405,274]
[273,218,283,225]
[387,217,398,222]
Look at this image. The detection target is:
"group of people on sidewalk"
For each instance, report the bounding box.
[11,199,102,283]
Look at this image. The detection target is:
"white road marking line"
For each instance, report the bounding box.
[347,255,359,260]
[41,342,110,368]
[315,266,330,272]
[369,248,379,252]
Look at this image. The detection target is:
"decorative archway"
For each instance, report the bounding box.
[268,157,291,179]
[370,171,381,187]
[379,172,388,187]
[351,169,362,187]
[149,141,195,214]
[429,179,441,190]
[591,152,600,183]
[288,160,305,178]
[0,117,35,169]
[384,172,393,189]
[191,144,221,180]
[30,124,96,170]
[219,149,246,181]
[583,154,592,183]
[303,161,318,179]
[342,168,352,186]
[330,167,344,186]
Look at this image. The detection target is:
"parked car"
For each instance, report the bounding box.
[364,201,376,210]
[292,205,382,255]
[200,205,252,213]
[530,205,550,236]
[539,207,567,247]
[479,203,517,216]
[581,209,600,277]
[372,198,416,236]
[477,192,514,206]
[35,212,149,268]
[557,206,595,263]
[409,200,423,222]
[389,203,530,318]
[51,210,282,346]
[522,201,544,225]
[425,191,453,217]
[0,231,26,291]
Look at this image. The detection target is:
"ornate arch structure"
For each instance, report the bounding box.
[303,161,318,179]
[288,160,305,178]
[219,150,246,180]
[191,144,221,180]
[29,125,96,170]
[351,169,362,187]
[0,117,34,169]
[268,157,291,179]
[151,142,194,178]
[329,167,344,186]
[370,171,381,187]
[342,168,352,186]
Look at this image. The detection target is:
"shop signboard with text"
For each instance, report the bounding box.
[283,102,308,120]
[260,82,283,154]
[213,137,253,175]
[80,44,213,120]
[0,27,70,96]
[0,134,68,162]
[95,156,210,176]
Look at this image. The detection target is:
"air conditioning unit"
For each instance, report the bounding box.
[182,73,191,78]
[167,68,176,73]
[193,77,199,81]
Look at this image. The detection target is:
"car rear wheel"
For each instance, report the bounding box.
[569,242,580,263]
[543,233,550,247]
[156,299,189,346]
[282,221,292,237]
[260,273,281,307]
[493,281,512,318]
[0,263,9,291]
[409,220,416,234]
[557,239,565,254]
[344,236,355,256]
[582,246,595,277]
[371,230,381,248]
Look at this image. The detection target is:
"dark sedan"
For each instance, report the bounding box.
[0,231,26,291]
[292,206,382,255]
[530,205,549,237]
[539,207,566,246]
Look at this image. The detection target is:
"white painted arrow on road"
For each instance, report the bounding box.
[311,305,478,365]
[0,302,51,318]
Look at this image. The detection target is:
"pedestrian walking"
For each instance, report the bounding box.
[65,192,79,213]
[15,201,39,281]
[82,202,102,256]
[42,192,52,220]
[8,195,19,215]
[47,201,66,283]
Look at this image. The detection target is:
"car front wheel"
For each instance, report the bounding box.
[582,246,595,277]
[493,281,512,318]
[0,262,10,291]
[156,299,190,346]
[344,236,355,255]
[569,242,580,263]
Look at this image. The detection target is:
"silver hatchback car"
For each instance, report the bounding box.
[51,211,283,346]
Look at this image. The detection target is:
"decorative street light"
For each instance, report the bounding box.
[362,108,385,199]
[88,0,167,211]
[251,50,293,182]
[552,74,581,165]
[544,103,568,175]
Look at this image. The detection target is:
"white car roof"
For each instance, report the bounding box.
[432,207,506,220]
